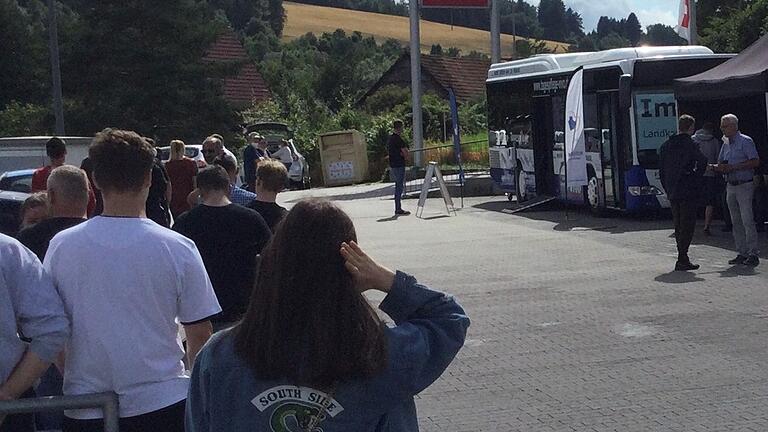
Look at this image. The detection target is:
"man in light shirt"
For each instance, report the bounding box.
[44,129,221,432]
[713,114,761,267]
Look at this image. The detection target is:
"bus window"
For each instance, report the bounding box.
[509,119,532,149]
[633,91,677,168]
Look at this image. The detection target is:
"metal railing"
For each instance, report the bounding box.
[404,140,489,195]
[0,392,119,432]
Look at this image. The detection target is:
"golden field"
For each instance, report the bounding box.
[283,1,568,57]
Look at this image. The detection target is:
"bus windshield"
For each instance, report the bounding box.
[633,91,677,169]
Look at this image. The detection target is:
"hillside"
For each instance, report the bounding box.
[283,1,568,57]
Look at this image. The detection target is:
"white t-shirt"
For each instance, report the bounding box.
[271,146,294,164]
[44,216,221,419]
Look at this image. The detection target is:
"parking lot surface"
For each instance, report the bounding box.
[280,184,768,432]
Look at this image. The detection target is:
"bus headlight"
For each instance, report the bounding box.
[628,186,663,196]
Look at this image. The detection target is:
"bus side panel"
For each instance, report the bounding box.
[624,166,668,211]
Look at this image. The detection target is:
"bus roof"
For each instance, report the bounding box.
[487,46,717,83]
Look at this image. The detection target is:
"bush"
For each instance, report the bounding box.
[364,84,410,113]
[0,101,50,136]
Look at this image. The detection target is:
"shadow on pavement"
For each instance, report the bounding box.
[285,183,395,203]
[376,215,400,222]
[718,265,760,277]
[418,215,452,221]
[654,271,706,284]
[473,199,768,253]
[472,200,670,234]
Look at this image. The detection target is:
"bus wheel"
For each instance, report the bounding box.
[586,173,603,216]
[515,165,528,203]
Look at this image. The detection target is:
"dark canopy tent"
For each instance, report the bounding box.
[673,35,768,178]
[675,34,768,100]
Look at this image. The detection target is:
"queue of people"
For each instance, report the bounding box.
[1,129,470,432]
[659,113,762,271]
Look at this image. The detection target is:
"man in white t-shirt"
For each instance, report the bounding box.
[44,128,221,432]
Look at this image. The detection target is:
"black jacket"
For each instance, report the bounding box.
[659,133,708,202]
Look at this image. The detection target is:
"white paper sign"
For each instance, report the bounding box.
[328,161,354,180]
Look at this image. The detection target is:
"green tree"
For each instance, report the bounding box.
[208,0,285,36]
[700,0,768,52]
[62,1,237,139]
[446,47,462,57]
[514,39,553,57]
[0,0,49,111]
[696,0,745,36]
[364,85,410,114]
[501,0,543,39]
[624,13,643,46]
[430,44,443,55]
[0,101,50,136]
[538,0,567,41]
[564,7,584,39]
[645,23,687,46]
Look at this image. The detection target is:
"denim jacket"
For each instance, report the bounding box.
[186,271,470,432]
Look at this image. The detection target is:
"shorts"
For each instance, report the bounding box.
[702,176,723,207]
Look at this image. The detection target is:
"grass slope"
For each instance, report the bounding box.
[283,1,568,57]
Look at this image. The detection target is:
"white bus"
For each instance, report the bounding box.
[486,46,732,213]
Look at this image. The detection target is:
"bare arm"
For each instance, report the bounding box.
[0,350,51,400]
[183,321,213,368]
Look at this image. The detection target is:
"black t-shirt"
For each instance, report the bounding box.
[387,133,408,168]
[17,217,87,260]
[173,204,271,322]
[246,200,288,231]
[146,160,171,227]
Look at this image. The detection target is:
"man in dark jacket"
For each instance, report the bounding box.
[388,120,410,216]
[659,115,708,271]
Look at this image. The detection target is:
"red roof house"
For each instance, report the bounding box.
[359,52,491,105]
[204,31,271,108]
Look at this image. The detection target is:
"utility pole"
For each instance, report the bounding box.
[48,0,65,135]
[689,0,698,45]
[490,0,500,63]
[409,0,424,167]
[511,1,516,59]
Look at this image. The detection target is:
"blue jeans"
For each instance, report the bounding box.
[391,166,405,212]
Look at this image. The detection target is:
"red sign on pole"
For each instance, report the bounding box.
[421,0,489,8]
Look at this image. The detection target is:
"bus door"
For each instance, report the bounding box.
[533,97,555,197]
[597,92,623,208]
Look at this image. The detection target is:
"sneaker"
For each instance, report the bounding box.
[395,210,411,216]
[743,255,760,267]
[675,261,700,271]
[728,255,747,265]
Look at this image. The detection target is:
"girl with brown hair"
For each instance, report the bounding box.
[186,198,469,432]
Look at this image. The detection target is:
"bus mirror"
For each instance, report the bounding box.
[619,74,632,110]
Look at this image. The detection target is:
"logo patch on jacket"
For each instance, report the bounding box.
[252,386,344,432]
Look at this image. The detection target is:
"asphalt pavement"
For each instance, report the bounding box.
[279,183,768,432]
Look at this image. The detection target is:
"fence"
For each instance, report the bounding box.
[404,139,489,195]
[0,392,119,432]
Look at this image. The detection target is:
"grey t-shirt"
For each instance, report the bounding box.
[692,129,721,178]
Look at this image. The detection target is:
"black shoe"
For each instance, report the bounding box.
[395,210,410,215]
[728,255,747,265]
[703,226,712,235]
[743,255,760,267]
[675,261,700,271]
[721,225,733,232]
